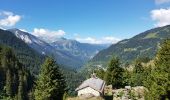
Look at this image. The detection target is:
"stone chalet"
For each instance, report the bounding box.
[75,74,105,97]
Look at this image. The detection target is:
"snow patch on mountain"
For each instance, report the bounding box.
[14,30,32,44]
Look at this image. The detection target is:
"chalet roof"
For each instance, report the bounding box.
[75,76,105,93]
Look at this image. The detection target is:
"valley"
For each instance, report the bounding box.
[8,29,107,69]
[0,25,170,100]
[0,0,170,99]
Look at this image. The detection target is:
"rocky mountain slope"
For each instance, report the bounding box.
[8,29,54,55]
[8,29,106,69]
[0,29,44,74]
[51,38,105,63]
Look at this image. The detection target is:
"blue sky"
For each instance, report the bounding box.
[1,0,170,44]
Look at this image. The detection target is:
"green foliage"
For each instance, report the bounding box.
[104,39,170,99]
[143,32,157,39]
[144,39,170,99]
[0,29,86,98]
[128,90,137,100]
[133,62,144,73]
[135,56,151,64]
[63,69,85,96]
[105,57,124,88]
[34,57,66,100]
[0,45,34,100]
[94,68,105,80]
[123,57,151,87]
[130,59,146,86]
[122,69,132,86]
[117,91,124,97]
[0,29,44,74]
[5,69,13,97]
[91,25,170,68]
[17,71,26,100]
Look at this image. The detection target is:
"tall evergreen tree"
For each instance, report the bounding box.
[2,47,15,97]
[133,60,144,73]
[105,57,124,88]
[0,46,33,100]
[129,59,146,86]
[94,68,105,80]
[144,39,170,99]
[34,57,66,100]
[5,69,12,97]
[17,71,25,100]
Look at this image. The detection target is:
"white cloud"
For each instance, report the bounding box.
[103,37,120,43]
[76,37,101,44]
[32,28,66,43]
[151,8,170,27]
[19,29,28,32]
[0,11,21,27]
[155,0,170,4]
[75,36,120,44]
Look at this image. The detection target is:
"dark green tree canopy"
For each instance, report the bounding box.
[105,57,124,88]
[0,45,33,100]
[34,57,66,100]
[144,39,170,99]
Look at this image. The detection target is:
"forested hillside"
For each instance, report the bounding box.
[90,25,170,67]
[0,29,44,74]
[0,27,170,100]
[0,45,69,100]
[86,39,170,100]
[0,29,85,98]
[0,45,34,100]
[51,38,106,68]
[8,29,106,69]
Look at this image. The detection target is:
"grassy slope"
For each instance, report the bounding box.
[89,25,170,68]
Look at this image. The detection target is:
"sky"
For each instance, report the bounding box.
[0,0,170,44]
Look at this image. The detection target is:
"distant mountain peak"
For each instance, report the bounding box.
[60,37,67,40]
[7,28,107,69]
[7,28,54,55]
[8,28,19,31]
[8,28,33,44]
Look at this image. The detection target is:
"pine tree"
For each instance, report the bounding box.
[5,69,12,97]
[94,68,105,80]
[34,57,66,100]
[17,71,25,100]
[105,57,124,88]
[133,61,144,73]
[130,59,146,86]
[122,67,133,86]
[144,39,170,99]
[0,46,33,100]
[1,47,16,98]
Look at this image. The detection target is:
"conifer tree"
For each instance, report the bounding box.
[34,57,66,100]
[133,61,144,73]
[2,47,14,97]
[0,46,32,100]
[5,69,12,97]
[130,59,146,86]
[105,57,124,88]
[144,39,170,99]
[17,71,25,100]
[94,68,105,80]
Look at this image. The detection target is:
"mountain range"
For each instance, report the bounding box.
[7,29,107,69]
[2,25,170,71]
[0,29,44,74]
[89,25,170,68]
